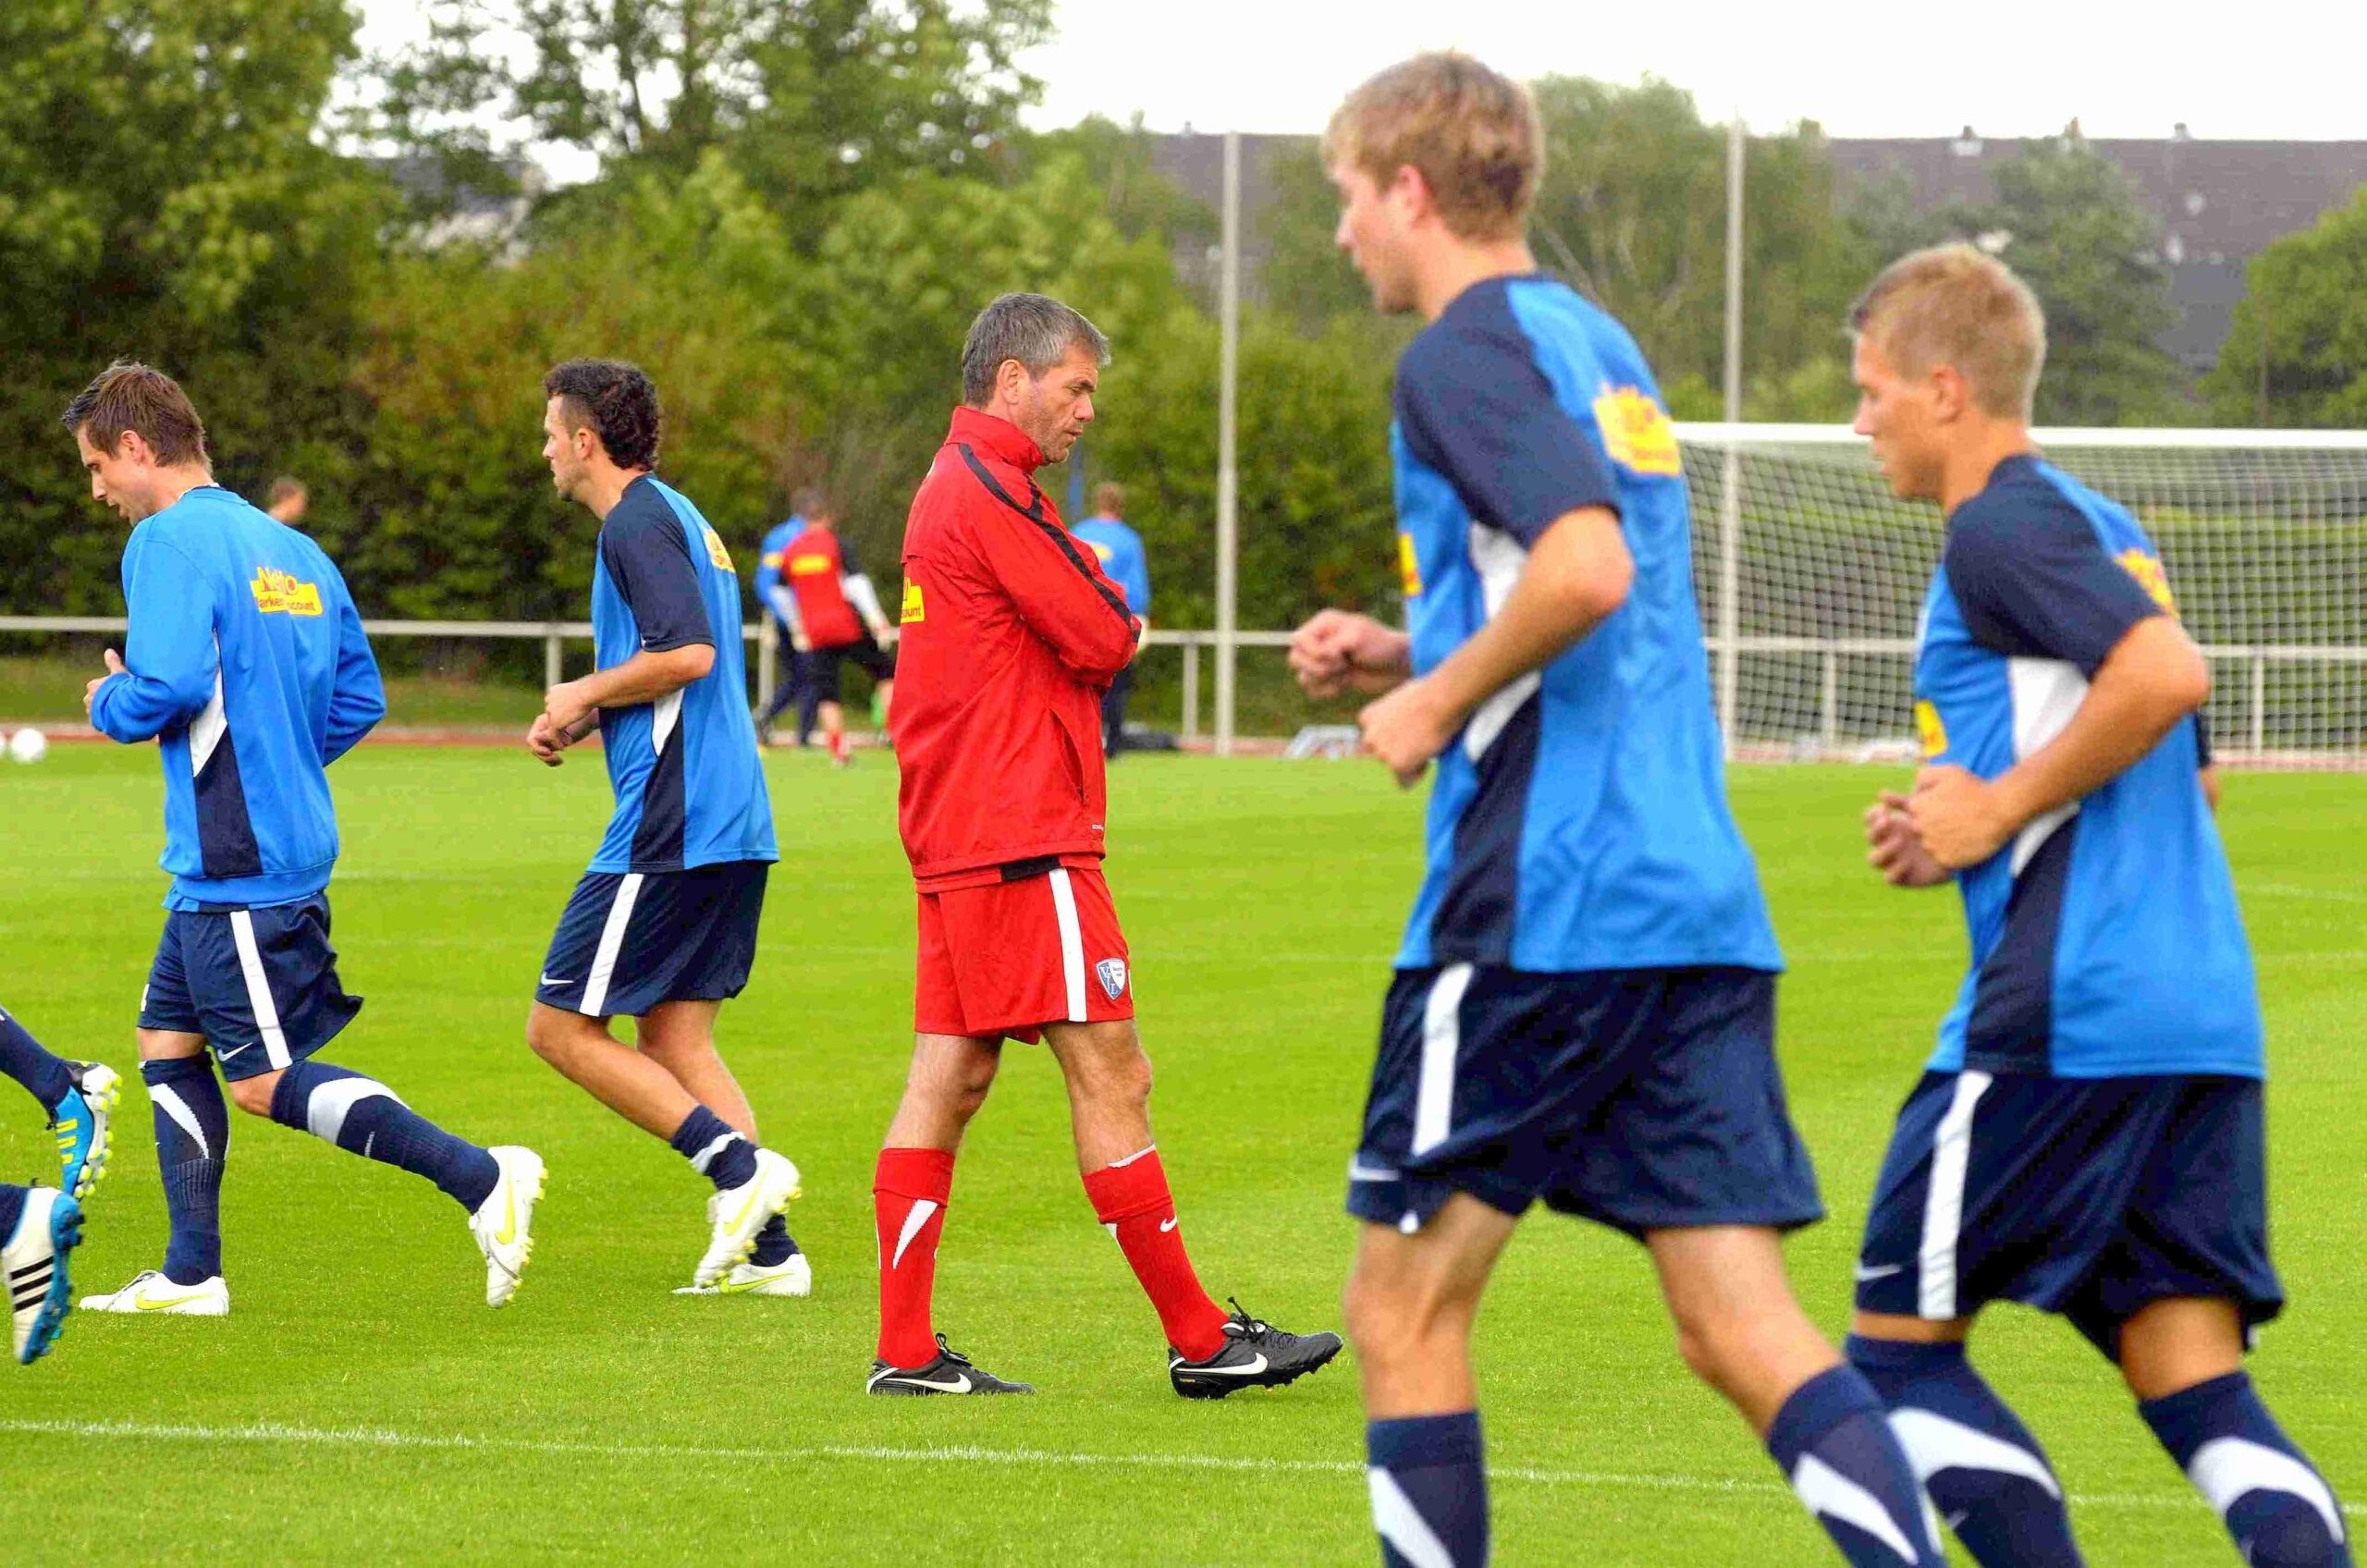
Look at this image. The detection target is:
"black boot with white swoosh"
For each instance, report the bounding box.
[1168,1298,1343,1400]
[866,1333,1036,1396]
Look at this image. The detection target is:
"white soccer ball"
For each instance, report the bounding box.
[8,728,48,765]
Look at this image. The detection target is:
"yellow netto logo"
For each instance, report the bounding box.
[1397,533,1423,598]
[789,553,833,578]
[250,569,323,617]
[2116,548,2177,614]
[703,527,733,570]
[1591,386,1682,477]
[1914,700,1949,759]
[901,582,925,625]
[1087,540,1114,563]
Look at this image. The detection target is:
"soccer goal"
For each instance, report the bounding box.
[1673,424,2367,768]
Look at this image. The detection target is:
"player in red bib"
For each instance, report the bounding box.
[866,292,1342,1399]
[774,497,896,766]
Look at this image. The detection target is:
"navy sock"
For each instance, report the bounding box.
[0,1005,73,1113]
[2140,1371,2352,1568]
[144,1058,229,1285]
[750,1212,799,1268]
[1767,1365,1946,1568]
[1367,1410,1487,1568]
[1847,1336,2083,1567]
[669,1106,758,1192]
[267,1060,499,1212]
[0,1182,25,1244]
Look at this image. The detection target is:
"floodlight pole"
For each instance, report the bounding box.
[1215,129,1241,758]
[1716,111,1746,759]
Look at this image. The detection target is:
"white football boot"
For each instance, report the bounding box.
[8,1189,84,1365]
[469,1145,546,1308]
[81,1268,228,1317]
[673,1251,812,1297]
[693,1147,801,1288]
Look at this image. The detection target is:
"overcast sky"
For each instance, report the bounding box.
[358,0,2367,161]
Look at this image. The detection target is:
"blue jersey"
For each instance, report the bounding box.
[1072,516,1151,613]
[754,515,803,623]
[1914,455,2261,1080]
[90,486,386,910]
[1391,276,1781,974]
[588,477,778,873]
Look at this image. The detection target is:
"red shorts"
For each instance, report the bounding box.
[914,866,1134,1042]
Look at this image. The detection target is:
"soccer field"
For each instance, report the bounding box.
[0,745,2359,1566]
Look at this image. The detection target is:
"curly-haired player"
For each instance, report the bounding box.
[524,358,806,1296]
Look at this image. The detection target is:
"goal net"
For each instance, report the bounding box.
[1674,425,2367,768]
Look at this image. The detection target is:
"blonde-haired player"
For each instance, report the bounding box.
[1291,53,1942,1568]
[1847,244,2349,1568]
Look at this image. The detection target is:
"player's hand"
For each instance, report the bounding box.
[1865,789,1950,888]
[540,680,595,746]
[1358,675,1457,788]
[1907,765,2016,870]
[790,631,813,655]
[84,648,126,717]
[525,711,570,767]
[1290,609,1408,699]
[877,627,899,650]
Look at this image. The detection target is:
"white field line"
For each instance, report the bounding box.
[1,1416,2352,1518]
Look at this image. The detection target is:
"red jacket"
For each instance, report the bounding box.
[895,408,1141,888]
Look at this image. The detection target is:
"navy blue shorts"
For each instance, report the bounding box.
[1347,965,1821,1238]
[1854,1071,2283,1357]
[536,862,768,1019]
[137,897,362,1082]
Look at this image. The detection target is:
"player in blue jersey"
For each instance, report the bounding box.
[66,361,544,1317]
[1844,246,2349,1568]
[523,359,806,1296]
[1072,484,1151,757]
[1289,56,1943,1568]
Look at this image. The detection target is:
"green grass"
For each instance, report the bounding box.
[0,746,2359,1565]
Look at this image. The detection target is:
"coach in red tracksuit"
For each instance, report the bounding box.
[865,292,1340,1401]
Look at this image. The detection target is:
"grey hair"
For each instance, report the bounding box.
[961,292,1110,405]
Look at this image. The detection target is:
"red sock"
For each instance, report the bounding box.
[1083,1147,1230,1361]
[874,1147,955,1368]
[828,729,850,764]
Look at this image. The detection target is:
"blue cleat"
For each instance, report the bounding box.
[7,1189,84,1366]
[50,1061,119,1202]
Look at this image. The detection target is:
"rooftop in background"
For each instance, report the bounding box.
[1150,130,2367,372]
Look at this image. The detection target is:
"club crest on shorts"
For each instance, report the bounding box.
[1095,957,1128,1000]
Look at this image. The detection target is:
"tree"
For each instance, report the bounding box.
[373,0,1053,227]
[1942,138,2191,425]
[2203,187,2367,427]
[1255,80,1874,419]
[0,0,391,612]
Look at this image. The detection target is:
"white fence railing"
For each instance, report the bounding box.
[6,617,2361,759]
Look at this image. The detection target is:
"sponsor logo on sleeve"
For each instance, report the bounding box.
[1396,533,1423,598]
[2116,548,2178,613]
[1591,385,1683,477]
[250,569,323,617]
[900,582,926,625]
[1088,540,1114,562]
[1914,699,1949,759]
[702,526,734,570]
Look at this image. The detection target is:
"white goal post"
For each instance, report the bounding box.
[1673,424,2367,768]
